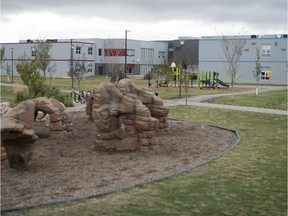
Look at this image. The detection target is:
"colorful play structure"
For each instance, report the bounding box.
[158,69,229,89]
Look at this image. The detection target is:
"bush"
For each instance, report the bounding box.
[11,85,74,108]
[11,90,30,107]
[38,85,74,107]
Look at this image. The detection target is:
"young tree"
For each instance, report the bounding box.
[68,54,89,90]
[0,47,5,66]
[221,35,246,97]
[16,59,46,97]
[0,47,10,81]
[34,40,56,77]
[104,39,125,82]
[253,48,262,95]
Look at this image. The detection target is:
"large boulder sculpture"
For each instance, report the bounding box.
[0,97,73,169]
[86,79,169,152]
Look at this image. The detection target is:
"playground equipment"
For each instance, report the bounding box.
[86,79,169,152]
[1,79,169,170]
[198,71,229,89]
[156,68,229,89]
[1,97,73,169]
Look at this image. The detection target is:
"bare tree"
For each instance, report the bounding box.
[221,35,246,96]
[68,54,89,90]
[104,39,125,82]
[253,48,262,95]
[0,47,5,66]
[0,47,9,81]
[34,40,56,77]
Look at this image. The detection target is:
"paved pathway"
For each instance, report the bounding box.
[163,86,287,116]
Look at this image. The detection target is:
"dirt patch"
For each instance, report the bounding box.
[1,111,238,210]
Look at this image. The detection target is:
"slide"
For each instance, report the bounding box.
[218,79,229,88]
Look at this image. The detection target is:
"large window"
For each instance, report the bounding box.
[127,49,135,56]
[158,51,165,58]
[141,48,154,59]
[261,44,271,58]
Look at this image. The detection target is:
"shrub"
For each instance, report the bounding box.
[11,85,74,108]
[38,85,74,107]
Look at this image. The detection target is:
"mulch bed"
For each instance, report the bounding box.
[1,111,238,210]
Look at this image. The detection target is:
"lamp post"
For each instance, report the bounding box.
[124,30,130,77]
[179,39,187,105]
[11,48,14,84]
[70,39,75,88]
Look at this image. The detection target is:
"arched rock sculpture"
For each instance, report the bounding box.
[1,97,73,169]
[86,79,169,152]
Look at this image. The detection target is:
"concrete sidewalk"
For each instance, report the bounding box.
[68,86,287,116]
[162,86,287,116]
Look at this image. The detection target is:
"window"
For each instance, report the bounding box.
[261,44,271,58]
[76,46,81,54]
[141,48,154,59]
[31,50,36,57]
[127,49,135,56]
[148,48,154,59]
[87,63,93,72]
[88,47,93,55]
[159,51,165,58]
[98,48,102,56]
[261,66,272,80]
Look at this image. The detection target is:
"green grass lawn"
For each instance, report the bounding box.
[212,89,287,110]
[1,76,253,100]
[2,106,287,216]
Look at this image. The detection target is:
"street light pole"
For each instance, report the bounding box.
[179,39,187,105]
[11,48,14,84]
[124,30,130,77]
[70,39,75,88]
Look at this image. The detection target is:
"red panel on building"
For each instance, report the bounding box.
[104,49,126,56]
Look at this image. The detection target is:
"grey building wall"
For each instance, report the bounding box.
[1,38,168,78]
[1,39,95,77]
[199,35,287,84]
[165,38,199,70]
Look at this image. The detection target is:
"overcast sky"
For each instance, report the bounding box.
[1,0,287,42]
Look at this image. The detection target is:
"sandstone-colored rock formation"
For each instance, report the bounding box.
[1,97,73,168]
[117,79,169,133]
[0,102,10,117]
[86,79,169,152]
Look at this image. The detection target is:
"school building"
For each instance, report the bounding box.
[1,34,287,84]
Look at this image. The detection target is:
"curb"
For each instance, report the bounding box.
[1,119,241,213]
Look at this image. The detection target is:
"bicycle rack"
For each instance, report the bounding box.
[70,91,92,104]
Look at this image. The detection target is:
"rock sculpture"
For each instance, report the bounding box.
[0,102,10,117]
[0,97,73,169]
[86,79,169,152]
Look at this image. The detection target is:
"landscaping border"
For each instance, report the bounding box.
[1,119,241,213]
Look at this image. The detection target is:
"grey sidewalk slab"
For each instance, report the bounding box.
[163,101,287,116]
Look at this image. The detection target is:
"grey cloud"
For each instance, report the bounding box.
[1,0,287,28]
